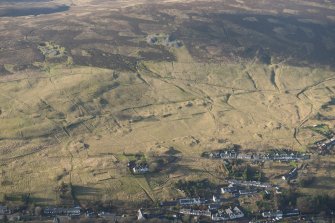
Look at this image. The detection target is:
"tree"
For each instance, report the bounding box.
[276,189,298,209]
[297,196,314,213]
[21,193,30,205]
[297,194,335,214]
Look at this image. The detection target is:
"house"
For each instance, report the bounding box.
[228,180,272,188]
[225,207,244,219]
[262,210,283,219]
[137,209,146,220]
[132,165,149,174]
[43,206,81,216]
[222,181,265,197]
[137,209,166,221]
[179,209,211,217]
[208,151,221,159]
[67,207,81,216]
[44,207,63,216]
[179,198,206,206]
[239,189,258,196]
[237,153,253,160]
[208,149,238,159]
[315,138,334,154]
[267,150,310,161]
[211,207,244,221]
[221,187,238,195]
[283,209,300,217]
[128,161,149,174]
[321,138,335,150]
[211,210,230,221]
[0,205,9,215]
[220,149,238,159]
[212,195,221,203]
[221,183,238,194]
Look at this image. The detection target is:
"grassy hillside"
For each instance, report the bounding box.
[0,0,334,207]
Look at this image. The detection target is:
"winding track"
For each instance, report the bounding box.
[294,77,335,146]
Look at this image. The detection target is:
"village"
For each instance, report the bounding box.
[0,129,334,222]
[132,132,335,222]
[0,179,304,222]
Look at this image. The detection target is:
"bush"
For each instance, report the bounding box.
[299,176,315,187]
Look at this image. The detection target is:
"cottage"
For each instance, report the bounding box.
[211,210,230,221]
[221,183,238,194]
[211,207,244,221]
[268,150,310,161]
[316,138,335,154]
[137,209,165,220]
[237,153,253,160]
[67,207,81,216]
[128,161,149,174]
[43,206,81,216]
[262,210,283,219]
[209,152,221,159]
[283,209,300,217]
[239,189,258,196]
[132,165,149,174]
[137,209,146,220]
[208,149,238,159]
[212,195,221,203]
[44,207,64,216]
[228,180,272,188]
[179,198,206,206]
[179,209,211,217]
[226,207,244,219]
[220,149,238,159]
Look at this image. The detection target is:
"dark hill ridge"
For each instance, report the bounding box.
[1,0,334,68]
[0,0,52,2]
[0,4,69,17]
[176,12,335,67]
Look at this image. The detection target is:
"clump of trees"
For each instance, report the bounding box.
[266,188,335,215]
[297,194,335,214]
[223,160,264,181]
[54,182,73,204]
[256,200,273,210]
[276,189,299,209]
[175,179,217,197]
